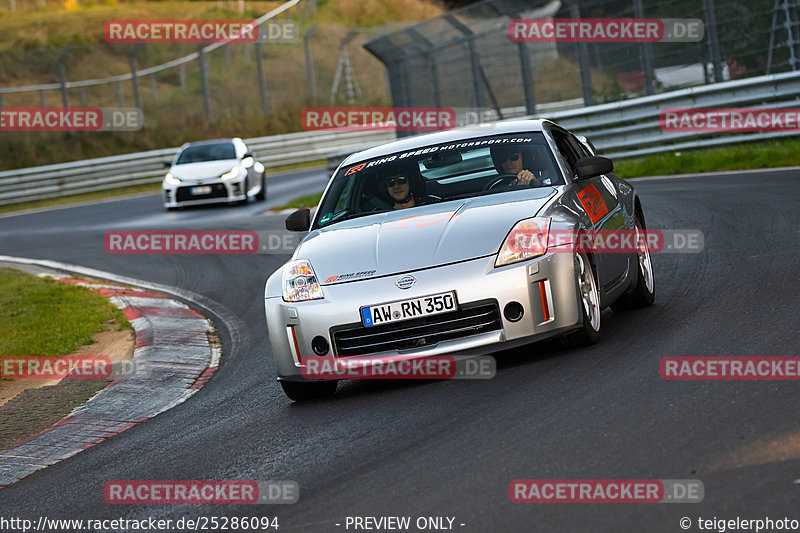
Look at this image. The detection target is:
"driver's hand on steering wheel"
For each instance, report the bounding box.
[511,170,539,187]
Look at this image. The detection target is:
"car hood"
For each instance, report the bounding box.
[169,160,239,182]
[297,187,558,283]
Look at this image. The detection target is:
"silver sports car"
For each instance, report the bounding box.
[162,138,266,209]
[265,120,655,401]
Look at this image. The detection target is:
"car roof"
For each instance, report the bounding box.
[179,138,241,149]
[341,119,553,166]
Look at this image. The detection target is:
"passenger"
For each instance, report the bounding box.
[379,160,428,210]
[490,145,544,187]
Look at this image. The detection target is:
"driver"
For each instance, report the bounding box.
[490,145,543,187]
[378,160,427,210]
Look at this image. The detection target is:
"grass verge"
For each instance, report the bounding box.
[273,192,323,211]
[0,268,130,357]
[613,137,800,178]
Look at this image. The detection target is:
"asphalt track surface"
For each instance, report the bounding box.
[0,167,798,532]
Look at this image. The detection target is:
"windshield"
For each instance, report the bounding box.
[314,133,561,229]
[176,143,237,165]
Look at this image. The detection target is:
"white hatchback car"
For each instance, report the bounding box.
[162,138,266,209]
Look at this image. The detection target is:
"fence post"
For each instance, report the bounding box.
[255,42,270,114]
[789,0,800,69]
[150,73,158,103]
[58,46,72,108]
[117,81,124,106]
[304,25,318,104]
[702,0,723,82]
[633,0,655,95]
[179,63,187,90]
[569,3,593,105]
[198,44,214,123]
[79,87,86,106]
[128,44,143,111]
[443,14,485,110]
[782,0,798,70]
[486,0,536,115]
[39,90,46,107]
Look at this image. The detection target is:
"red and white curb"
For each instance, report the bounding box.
[0,262,223,488]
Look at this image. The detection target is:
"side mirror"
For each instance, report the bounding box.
[285,208,311,232]
[243,151,254,159]
[163,161,172,169]
[575,156,613,180]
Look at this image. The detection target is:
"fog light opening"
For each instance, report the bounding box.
[504,302,524,323]
[312,335,330,355]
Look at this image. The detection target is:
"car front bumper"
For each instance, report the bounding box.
[163,178,247,207]
[266,251,584,381]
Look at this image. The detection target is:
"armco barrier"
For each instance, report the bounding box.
[2,70,800,206]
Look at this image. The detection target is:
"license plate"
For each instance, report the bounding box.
[190,186,212,195]
[360,291,457,327]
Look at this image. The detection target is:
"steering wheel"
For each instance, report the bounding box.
[482,173,520,191]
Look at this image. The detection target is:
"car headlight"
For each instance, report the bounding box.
[164,173,181,186]
[221,167,240,181]
[495,217,551,267]
[282,260,324,302]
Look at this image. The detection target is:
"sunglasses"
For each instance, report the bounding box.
[501,152,520,162]
[385,176,408,187]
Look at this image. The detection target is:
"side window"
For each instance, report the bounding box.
[551,129,580,177]
[568,134,592,159]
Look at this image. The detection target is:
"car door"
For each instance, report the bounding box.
[565,131,630,288]
[551,128,627,294]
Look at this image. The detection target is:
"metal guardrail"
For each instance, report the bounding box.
[543,70,800,158]
[0,129,395,205]
[2,71,799,206]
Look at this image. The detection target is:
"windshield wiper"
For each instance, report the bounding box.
[444,191,497,201]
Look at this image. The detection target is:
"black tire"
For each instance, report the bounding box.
[280,380,337,401]
[564,252,602,347]
[256,173,267,201]
[612,213,655,312]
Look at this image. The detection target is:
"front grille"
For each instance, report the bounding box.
[176,183,227,202]
[332,300,501,357]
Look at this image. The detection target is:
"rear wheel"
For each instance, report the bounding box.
[564,252,602,347]
[280,380,337,401]
[612,213,655,311]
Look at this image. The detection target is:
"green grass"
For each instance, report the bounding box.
[613,137,800,178]
[273,191,322,211]
[0,268,130,356]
